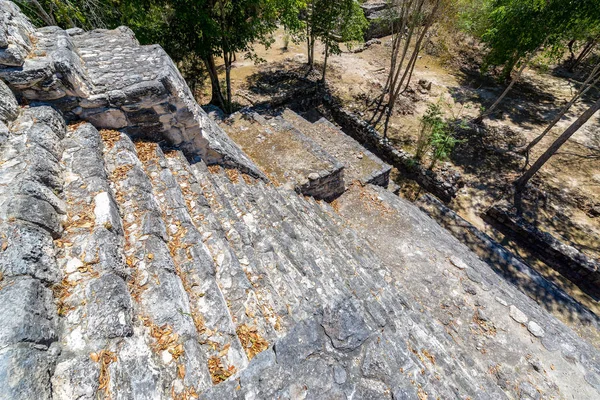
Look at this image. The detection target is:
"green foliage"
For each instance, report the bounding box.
[416,103,460,169]
[479,0,600,78]
[454,0,494,37]
[15,0,120,30]
[304,0,368,63]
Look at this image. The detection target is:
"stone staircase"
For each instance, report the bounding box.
[2,100,599,399]
[281,109,391,188]
[0,102,504,398]
[220,108,392,200]
[2,2,600,399]
[220,110,346,200]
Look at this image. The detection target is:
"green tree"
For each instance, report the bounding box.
[118,0,302,113]
[311,0,368,81]
[473,0,600,124]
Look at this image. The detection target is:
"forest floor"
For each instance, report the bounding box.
[199,28,600,315]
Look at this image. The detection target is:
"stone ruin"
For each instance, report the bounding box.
[1,2,600,399]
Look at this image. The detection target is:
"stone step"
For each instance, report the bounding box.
[189,162,297,337]
[51,122,136,399]
[203,167,310,326]
[134,142,252,382]
[215,171,332,321]
[99,129,212,397]
[164,152,285,366]
[0,106,64,400]
[281,108,391,188]
[216,170,402,333]
[220,111,344,200]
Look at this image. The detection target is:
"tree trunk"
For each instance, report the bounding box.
[473,58,528,124]
[514,95,600,207]
[522,61,600,164]
[474,42,544,124]
[224,51,233,114]
[569,39,597,72]
[322,40,329,82]
[30,0,56,26]
[203,55,226,112]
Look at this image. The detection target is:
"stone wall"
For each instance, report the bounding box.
[0,1,264,178]
[485,203,600,299]
[321,96,463,203]
[416,193,600,330]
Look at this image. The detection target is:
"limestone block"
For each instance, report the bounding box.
[0,59,54,89]
[82,108,128,130]
[0,276,58,347]
[0,221,61,283]
[0,344,55,400]
[85,273,133,339]
[321,301,371,351]
[0,79,18,123]
[7,195,62,238]
[51,356,100,400]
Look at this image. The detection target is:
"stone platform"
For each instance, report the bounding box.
[221,111,345,200]
[280,108,391,188]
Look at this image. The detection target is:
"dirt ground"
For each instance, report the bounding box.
[201,28,600,313]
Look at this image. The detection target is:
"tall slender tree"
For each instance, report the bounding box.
[514,95,600,208]
[370,0,443,138]
[473,0,600,124]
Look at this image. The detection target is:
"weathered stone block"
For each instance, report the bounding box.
[81,108,128,129]
[0,79,18,123]
[322,300,371,351]
[7,195,62,238]
[0,344,55,400]
[0,221,61,283]
[0,276,57,347]
[51,356,100,400]
[85,273,133,339]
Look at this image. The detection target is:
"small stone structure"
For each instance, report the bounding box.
[282,109,392,188]
[221,110,346,200]
[361,1,396,39]
[1,3,599,399]
[486,202,600,299]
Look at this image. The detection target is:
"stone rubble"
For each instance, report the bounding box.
[0,2,599,399]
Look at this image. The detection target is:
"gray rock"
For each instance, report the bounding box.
[0,276,57,347]
[275,319,324,366]
[8,195,62,238]
[17,179,66,214]
[509,305,528,325]
[21,106,66,138]
[322,300,371,351]
[0,344,55,400]
[0,79,18,123]
[527,321,545,338]
[85,273,133,339]
[0,221,61,283]
[449,256,468,270]
[51,356,100,400]
[333,365,347,384]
